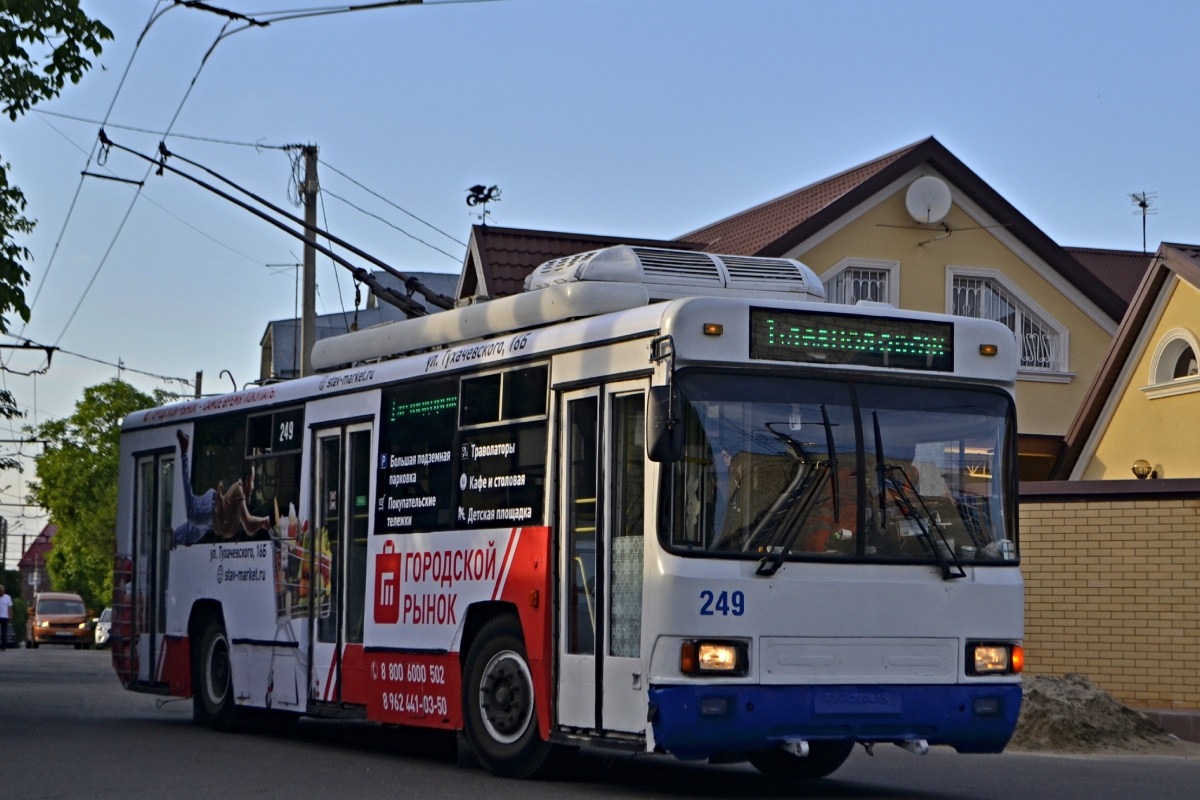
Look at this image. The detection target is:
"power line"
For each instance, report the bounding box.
[323,187,461,262]
[33,109,291,150]
[320,160,466,247]
[1,334,194,388]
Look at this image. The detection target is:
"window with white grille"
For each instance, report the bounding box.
[951,274,1063,371]
[824,266,890,305]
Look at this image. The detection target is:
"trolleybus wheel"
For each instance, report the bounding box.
[198,617,239,732]
[462,613,551,778]
[749,740,855,780]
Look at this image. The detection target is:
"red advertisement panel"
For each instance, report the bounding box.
[365,652,462,729]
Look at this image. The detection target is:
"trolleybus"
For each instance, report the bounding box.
[112,244,1023,779]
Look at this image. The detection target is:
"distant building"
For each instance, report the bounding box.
[259,271,459,382]
[18,524,56,603]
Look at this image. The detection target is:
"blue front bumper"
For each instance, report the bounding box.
[649,683,1022,760]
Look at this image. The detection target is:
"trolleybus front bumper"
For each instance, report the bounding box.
[648,683,1021,759]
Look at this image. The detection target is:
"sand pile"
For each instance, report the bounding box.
[1010,673,1173,753]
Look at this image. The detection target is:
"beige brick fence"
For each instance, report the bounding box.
[1020,479,1200,715]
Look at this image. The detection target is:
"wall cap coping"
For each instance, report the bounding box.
[1021,478,1200,503]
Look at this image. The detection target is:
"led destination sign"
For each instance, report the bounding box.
[750,308,954,372]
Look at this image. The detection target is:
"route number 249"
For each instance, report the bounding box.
[700,590,744,616]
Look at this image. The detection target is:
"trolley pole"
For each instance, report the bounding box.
[301,145,319,377]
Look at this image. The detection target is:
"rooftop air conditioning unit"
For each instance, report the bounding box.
[523,245,826,302]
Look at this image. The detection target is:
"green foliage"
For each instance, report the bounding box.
[27,380,159,610]
[0,1,112,332]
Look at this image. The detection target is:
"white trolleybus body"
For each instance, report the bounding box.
[112,245,1023,779]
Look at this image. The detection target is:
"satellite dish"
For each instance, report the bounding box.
[905,176,952,224]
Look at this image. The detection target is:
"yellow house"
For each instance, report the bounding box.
[676,138,1150,479]
[1054,243,1200,480]
[1018,244,1200,735]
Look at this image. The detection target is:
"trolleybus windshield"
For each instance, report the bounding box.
[661,372,1016,565]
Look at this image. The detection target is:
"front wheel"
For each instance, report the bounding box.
[462,614,551,778]
[198,617,239,731]
[749,740,855,780]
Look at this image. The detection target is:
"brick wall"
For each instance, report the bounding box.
[1020,497,1200,709]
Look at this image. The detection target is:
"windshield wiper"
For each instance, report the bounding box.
[872,412,966,581]
[750,405,839,577]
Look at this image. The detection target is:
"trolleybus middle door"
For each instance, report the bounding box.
[309,422,373,708]
[558,381,649,735]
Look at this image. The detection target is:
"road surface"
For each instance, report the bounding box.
[1,646,1197,799]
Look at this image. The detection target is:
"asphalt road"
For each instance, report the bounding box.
[2,646,1198,800]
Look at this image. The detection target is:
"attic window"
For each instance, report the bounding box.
[1145,329,1200,398]
[949,270,1066,373]
[820,258,897,306]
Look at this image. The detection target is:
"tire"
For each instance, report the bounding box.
[749,741,855,780]
[74,643,82,650]
[462,613,551,778]
[27,635,38,649]
[197,617,239,732]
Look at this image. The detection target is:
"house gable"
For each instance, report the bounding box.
[1056,243,1200,480]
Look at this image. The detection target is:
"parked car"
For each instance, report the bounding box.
[26,592,92,649]
[94,608,112,648]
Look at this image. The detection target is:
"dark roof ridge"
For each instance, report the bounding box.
[1063,246,1153,255]
[674,138,932,244]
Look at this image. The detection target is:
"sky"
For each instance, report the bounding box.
[2,0,1199,560]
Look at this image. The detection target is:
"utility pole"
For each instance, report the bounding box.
[301,145,319,377]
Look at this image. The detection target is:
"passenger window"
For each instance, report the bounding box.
[503,366,548,420]
[460,373,501,426]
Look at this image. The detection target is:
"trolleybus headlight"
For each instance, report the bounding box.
[681,640,748,676]
[967,642,1022,675]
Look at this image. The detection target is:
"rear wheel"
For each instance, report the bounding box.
[749,741,855,780]
[462,614,551,778]
[198,617,239,731]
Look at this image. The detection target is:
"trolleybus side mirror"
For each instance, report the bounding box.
[647,386,683,463]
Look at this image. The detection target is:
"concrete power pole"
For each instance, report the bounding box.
[301,145,319,377]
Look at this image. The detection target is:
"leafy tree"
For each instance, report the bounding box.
[0,1,112,332]
[27,379,167,610]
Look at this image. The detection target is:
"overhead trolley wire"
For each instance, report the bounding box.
[55,18,244,347]
[20,1,176,328]
[35,114,264,267]
[101,135,450,318]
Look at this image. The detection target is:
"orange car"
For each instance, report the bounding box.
[27,592,92,649]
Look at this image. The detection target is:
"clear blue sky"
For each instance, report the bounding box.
[2,0,1198,552]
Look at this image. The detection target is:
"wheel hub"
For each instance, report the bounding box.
[479,650,534,744]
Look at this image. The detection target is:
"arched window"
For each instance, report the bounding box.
[1145,329,1200,399]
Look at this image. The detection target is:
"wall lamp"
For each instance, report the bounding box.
[1131,459,1158,480]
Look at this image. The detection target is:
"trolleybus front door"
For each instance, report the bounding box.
[133,451,174,685]
[309,422,373,708]
[558,381,648,735]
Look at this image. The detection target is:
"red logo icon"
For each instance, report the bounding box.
[374,540,401,624]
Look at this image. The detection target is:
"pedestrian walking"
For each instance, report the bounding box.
[0,585,11,651]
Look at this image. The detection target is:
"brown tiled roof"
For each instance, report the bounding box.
[674,137,1129,323]
[676,141,923,255]
[1052,243,1200,479]
[18,524,56,568]
[1063,247,1154,309]
[463,225,703,299]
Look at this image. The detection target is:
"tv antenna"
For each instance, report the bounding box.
[1130,191,1157,253]
[467,184,501,225]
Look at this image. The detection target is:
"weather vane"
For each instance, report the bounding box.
[466,184,501,225]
